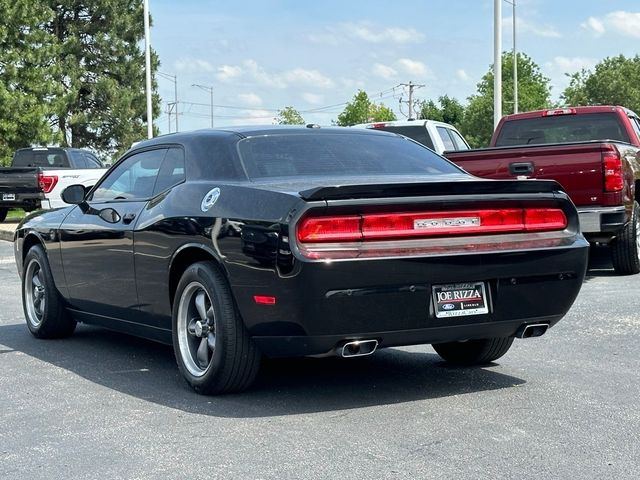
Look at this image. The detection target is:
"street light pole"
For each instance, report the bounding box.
[494,0,502,129]
[143,0,153,139]
[192,84,214,128]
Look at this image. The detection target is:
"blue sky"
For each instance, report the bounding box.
[149,0,640,134]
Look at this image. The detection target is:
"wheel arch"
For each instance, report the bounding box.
[168,244,229,308]
[21,231,47,264]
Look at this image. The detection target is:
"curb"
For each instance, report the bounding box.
[0,230,15,242]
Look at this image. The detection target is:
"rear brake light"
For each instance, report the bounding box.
[542,108,576,116]
[38,173,58,193]
[297,208,567,243]
[602,144,623,192]
[367,123,387,129]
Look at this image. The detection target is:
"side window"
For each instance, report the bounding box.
[85,153,103,168]
[153,148,186,195]
[69,151,88,168]
[448,129,470,151]
[91,149,167,202]
[436,126,456,151]
[629,117,640,141]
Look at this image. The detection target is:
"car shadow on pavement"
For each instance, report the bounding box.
[0,323,525,418]
[584,245,617,280]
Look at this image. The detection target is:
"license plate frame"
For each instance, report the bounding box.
[2,193,16,201]
[432,282,489,318]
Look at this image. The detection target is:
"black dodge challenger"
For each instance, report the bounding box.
[14,126,589,394]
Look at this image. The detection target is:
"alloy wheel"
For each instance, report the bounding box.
[24,258,46,328]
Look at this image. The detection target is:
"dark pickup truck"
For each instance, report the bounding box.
[0,147,104,222]
[445,106,640,274]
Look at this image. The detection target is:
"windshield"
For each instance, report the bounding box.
[496,112,630,147]
[12,149,70,168]
[237,133,462,180]
[370,125,435,150]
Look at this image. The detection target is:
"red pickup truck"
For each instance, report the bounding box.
[445,106,640,274]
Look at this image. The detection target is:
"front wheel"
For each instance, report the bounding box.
[22,245,76,338]
[611,201,640,275]
[432,337,514,365]
[172,262,261,395]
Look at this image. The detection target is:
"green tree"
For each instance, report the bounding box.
[46,1,161,158]
[561,55,640,113]
[336,90,396,126]
[0,1,60,165]
[275,106,305,125]
[418,95,465,129]
[461,52,551,147]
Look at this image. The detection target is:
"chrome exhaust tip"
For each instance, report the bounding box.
[516,323,549,339]
[339,340,378,357]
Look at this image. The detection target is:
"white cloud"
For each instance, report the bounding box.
[581,11,640,38]
[372,63,398,80]
[581,17,606,37]
[549,56,598,73]
[243,59,287,88]
[308,22,425,45]
[397,58,431,78]
[175,58,215,73]
[302,93,324,105]
[282,68,334,89]
[237,93,263,106]
[504,17,561,38]
[216,65,242,82]
[456,69,470,82]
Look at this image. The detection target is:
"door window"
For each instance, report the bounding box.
[153,148,186,195]
[91,149,167,202]
[448,129,470,150]
[436,126,456,151]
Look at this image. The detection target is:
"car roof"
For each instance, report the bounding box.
[500,105,639,122]
[352,119,462,130]
[131,125,396,150]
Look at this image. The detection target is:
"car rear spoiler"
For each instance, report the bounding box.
[299,179,564,201]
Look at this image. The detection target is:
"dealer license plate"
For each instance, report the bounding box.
[2,193,15,201]
[432,282,489,318]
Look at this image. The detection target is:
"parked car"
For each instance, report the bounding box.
[14,127,588,394]
[352,119,470,154]
[0,147,107,222]
[445,106,640,274]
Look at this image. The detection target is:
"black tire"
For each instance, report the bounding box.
[432,337,514,365]
[172,261,261,395]
[611,201,640,275]
[22,245,76,338]
[0,207,7,223]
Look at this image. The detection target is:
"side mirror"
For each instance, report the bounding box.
[61,184,87,205]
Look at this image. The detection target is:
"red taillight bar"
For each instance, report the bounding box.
[602,144,623,192]
[297,208,568,243]
[37,173,59,194]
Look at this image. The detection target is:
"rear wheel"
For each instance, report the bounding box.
[22,245,76,338]
[0,208,7,223]
[432,337,514,365]
[611,201,640,275]
[172,262,261,394]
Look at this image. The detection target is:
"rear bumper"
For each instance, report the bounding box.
[578,206,626,234]
[233,238,589,357]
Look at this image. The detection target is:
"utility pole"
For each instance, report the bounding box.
[512,0,518,113]
[192,84,214,128]
[399,81,425,120]
[143,0,153,138]
[158,72,178,132]
[494,0,502,128]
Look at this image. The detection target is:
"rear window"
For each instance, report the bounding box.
[12,149,70,168]
[496,112,630,147]
[368,125,435,150]
[237,133,462,180]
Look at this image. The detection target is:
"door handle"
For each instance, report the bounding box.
[122,213,136,224]
[509,162,534,176]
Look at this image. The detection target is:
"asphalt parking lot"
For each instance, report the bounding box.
[0,240,639,480]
